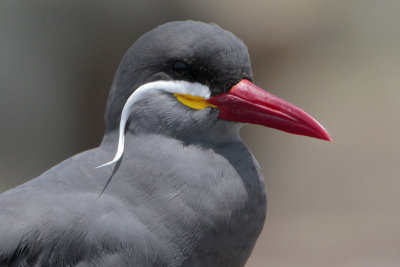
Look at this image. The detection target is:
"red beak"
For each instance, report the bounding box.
[208,79,332,141]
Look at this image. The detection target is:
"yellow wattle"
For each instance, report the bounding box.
[174,94,216,110]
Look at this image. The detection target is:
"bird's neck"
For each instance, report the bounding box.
[101,118,243,151]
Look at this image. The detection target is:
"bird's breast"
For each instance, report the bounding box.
[112,134,267,266]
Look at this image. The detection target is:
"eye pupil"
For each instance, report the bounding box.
[172,61,187,76]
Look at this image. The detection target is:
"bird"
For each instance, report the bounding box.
[0,20,331,266]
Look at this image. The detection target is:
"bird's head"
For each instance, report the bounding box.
[100,20,331,167]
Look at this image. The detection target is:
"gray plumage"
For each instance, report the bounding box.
[0,21,266,266]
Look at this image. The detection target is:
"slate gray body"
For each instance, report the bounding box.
[0,128,266,266]
[0,21,267,266]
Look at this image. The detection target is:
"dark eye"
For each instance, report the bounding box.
[172,61,188,77]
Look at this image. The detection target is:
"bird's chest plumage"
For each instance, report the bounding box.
[118,135,267,266]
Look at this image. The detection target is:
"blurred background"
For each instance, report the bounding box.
[1,0,399,266]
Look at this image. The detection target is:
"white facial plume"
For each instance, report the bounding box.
[98,80,211,168]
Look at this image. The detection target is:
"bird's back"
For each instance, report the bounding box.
[0,134,266,266]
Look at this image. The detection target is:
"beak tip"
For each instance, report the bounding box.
[318,131,333,142]
[311,119,332,142]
